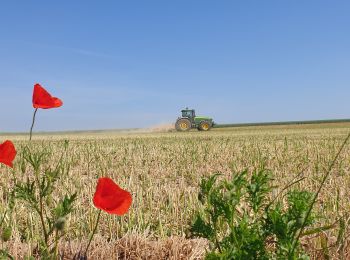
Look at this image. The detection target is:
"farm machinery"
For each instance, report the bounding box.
[175,108,214,131]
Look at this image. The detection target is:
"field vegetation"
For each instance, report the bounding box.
[1,122,350,259]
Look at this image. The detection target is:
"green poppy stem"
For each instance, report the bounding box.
[289,131,350,256]
[84,209,102,256]
[29,108,38,141]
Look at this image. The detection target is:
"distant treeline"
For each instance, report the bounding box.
[214,119,350,128]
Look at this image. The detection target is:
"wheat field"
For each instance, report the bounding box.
[1,123,350,259]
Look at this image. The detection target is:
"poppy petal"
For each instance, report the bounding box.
[32,84,63,109]
[52,97,63,108]
[0,140,17,168]
[105,193,132,215]
[93,177,132,216]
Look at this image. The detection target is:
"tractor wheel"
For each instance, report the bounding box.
[175,118,191,131]
[198,121,211,131]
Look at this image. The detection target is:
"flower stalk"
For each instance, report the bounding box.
[84,209,101,256]
[29,108,38,141]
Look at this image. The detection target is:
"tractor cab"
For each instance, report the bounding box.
[181,109,195,119]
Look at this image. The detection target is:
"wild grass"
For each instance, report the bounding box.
[1,123,350,259]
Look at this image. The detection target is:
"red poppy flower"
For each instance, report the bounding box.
[0,140,17,168]
[93,177,132,215]
[32,83,63,109]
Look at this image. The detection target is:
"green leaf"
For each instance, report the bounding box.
[190,214,214,239]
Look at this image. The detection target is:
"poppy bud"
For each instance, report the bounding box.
[20,159,26,174]
[54,217,66,231]
[198,192,205,204]
[55,217,66,231]
[46,195,54,208]
[63,140,69,150]
[1,226,12,242]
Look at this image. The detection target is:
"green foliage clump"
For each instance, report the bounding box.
[13,146,77,259]
[190,169,315,259]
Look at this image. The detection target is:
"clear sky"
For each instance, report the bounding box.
[1,1,349,132]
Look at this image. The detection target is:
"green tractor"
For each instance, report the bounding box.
[175,108,214,131]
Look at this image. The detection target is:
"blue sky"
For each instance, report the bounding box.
[1,1,349,132]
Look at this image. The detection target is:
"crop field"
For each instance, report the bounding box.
[1,122,350,259]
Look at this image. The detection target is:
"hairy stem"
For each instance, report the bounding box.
[54,229,59,258]
[29,108,38,141]
[34,167,49,246]
[39,190,49,244]
[84,209,102,256]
